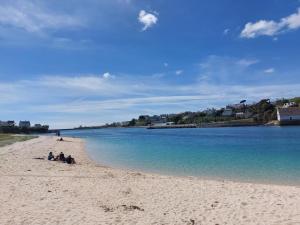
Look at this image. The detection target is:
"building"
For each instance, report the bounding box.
[34,124,42,128]
[150,115,167,124]
[277,108,300,125]
[0,120,15,127]
[235,110,253,119]
[222,108,233,117]
[7,121,15,126]
[235,112,245,119]
[19,121,31,128]
[0,121,8,127]
[283,102,298,108]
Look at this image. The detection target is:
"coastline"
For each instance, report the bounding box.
[1,136,300,225]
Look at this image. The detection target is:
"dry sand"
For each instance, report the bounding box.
[1,136,300,225]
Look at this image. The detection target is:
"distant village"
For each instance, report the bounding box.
[2,97,300,133]
[0,120,49,134]
[80,97,300,129]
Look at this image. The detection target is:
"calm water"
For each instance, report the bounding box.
[62,126,300,185]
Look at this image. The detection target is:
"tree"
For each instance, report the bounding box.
[128,119,136,126]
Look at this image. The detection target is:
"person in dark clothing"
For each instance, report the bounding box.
[65,155,76,164]
[48,152,54,161]
[59,152,65,162]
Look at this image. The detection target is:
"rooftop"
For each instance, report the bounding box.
[277,107,300,116]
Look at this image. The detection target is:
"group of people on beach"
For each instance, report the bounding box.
[48,151,75,164]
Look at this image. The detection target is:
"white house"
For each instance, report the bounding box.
[19,121,31,128]
[235,110,252,119]
[277,108,300,125]
[283,102,297,108]
[222,108,233,117]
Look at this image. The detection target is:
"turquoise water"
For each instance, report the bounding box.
[62,126,300,185]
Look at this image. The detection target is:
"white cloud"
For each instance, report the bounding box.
[236,59,259,67]
[175,70,183,75]
[264,68,275,74]
[198,55,262,84]
[241,20,280,38]
[241,8,300,38]
[102,72,114,79]
[138,10,158,31]
[283,8,300,29]
[223,28,230,35]
[0,1,83,34]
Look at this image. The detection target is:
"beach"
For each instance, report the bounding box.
[1,136,300,225]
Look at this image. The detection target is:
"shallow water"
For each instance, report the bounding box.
[62,126,300,185]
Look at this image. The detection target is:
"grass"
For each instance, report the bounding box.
[0,134,38,147]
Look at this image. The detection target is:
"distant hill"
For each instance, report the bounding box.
[73,97,300,129]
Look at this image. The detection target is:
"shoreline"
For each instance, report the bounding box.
[54,123,300,133]
[1,136,300,224]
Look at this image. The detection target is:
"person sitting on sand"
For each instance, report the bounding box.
[48,152,54,161]
[65,155,76,164]
[58,152,65,162]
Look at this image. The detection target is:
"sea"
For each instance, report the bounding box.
[62,126,300,185]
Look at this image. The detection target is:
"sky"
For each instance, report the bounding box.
[0,0,300,128]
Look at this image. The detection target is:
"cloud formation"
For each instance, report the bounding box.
[0,1,83,34]
[264,68,275,74]
[102,72,115,79]
[241,8,300,38]
[138,10,158,31]
[223,28,230,35]
[175,70,183,75]
[1,70,300,128]
[236,59,259,67]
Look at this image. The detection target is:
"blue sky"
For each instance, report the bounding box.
[0,0,300,128]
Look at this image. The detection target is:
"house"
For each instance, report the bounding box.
[34,124,42,128]
[7,121,15,126]
[222,108,233,117]
[235,110,253,119]
[19,121,31,128]
[150,115,167,124]
[283,102,298,108]
[0,120,15,127]
[235,112,245,119]
[277,108,300,125]
[0,121,8,127]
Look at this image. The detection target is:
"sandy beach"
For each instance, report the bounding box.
[1,136,300,225]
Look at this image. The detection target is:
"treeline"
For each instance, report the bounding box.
[73,97,300,129]
[125,97,300,127]
[0,126,49,134]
